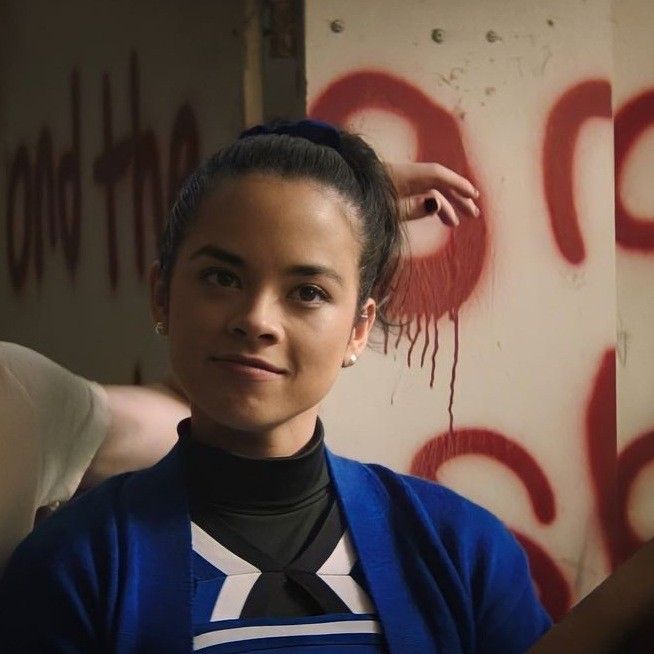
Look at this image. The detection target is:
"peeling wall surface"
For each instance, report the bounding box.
[306,0,653,618]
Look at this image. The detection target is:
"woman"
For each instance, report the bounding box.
[0,159,478,576]
[0,120,549,653]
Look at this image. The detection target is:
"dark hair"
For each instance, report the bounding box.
[158,126,405,331]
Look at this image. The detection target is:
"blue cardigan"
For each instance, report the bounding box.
[0,442,550,653]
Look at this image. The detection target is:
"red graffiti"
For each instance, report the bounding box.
[92,51,200,289]
[5,52,200,292]
[59,69,82,279]
[617,430,654,561]
[168,104,200,209]
[6,145,32,289]
[410,428,555,523]
[586,350,654,569]
[615,88,654,251]
[585,349,620,568]
[514,531,572,622]
[447,310,459,434]
[34,130,56,282]
[6,70,82,289]
[410,428,565,618]
[409,345,654,618]
[309,70,654,619]
[543,80,612,265]
[129,52,164,280]
[93,68,132,290]
[310,71,487,393]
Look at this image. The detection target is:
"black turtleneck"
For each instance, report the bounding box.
[179,417,338,617]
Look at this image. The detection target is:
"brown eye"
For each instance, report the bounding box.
[200,268,240,288]
[292,285,329,304]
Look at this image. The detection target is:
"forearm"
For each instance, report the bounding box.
[528,539,654,653]
[80,383,189,488]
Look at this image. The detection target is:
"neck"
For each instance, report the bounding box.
[189,405,321,458]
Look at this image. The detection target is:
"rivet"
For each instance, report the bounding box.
[330,19,344,33]
[431,28,444,43]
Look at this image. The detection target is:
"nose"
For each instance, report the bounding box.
[226,292,283,345]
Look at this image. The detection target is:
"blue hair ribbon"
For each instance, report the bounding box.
[238,119,342,152]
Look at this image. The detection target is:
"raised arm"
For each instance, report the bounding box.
[385,161,480,225]
[80,379,189,488]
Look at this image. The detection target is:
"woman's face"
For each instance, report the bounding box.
[152,172,376,435]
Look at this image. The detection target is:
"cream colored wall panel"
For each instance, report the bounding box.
[307,0,615,615]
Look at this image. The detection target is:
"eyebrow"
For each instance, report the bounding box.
[189,245,345,287]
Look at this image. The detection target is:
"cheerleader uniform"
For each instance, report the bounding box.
[0,417,550,653]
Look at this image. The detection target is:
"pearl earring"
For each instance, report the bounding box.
[343,354,357,367]
[154,321,167,336]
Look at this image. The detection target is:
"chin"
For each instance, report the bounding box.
[202,400,288,433]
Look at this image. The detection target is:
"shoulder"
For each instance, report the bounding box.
[339,454,505,534]
[330,453,529,586]
[0,340,108,441]
[1,467,142,592]
[0,341,105,410]
[0,471,140,646]
[0,341,110,505]
[11,473,130,562]
[3,444,182,584]
[0,341,78,389]
[391,466,508,537]
[0,473,127,622]
[0,340,44,366]
[331,455,550,649]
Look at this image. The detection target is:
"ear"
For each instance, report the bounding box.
[345,297,376,360]
[149,261,168,325]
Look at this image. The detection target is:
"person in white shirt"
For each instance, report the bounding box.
[0,343,109,572]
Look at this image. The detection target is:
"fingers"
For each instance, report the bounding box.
[429,163,479,199]
[449,188,481,218]
[430,191,460,227]
[401,193,434,222]
[387,161,479,199]
[388,160,482,227]
[402,190,460,226]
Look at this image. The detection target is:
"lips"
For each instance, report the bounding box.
[212,354,287,374]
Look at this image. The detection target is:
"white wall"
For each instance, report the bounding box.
[613,0,654,572]
[306,0,618,617]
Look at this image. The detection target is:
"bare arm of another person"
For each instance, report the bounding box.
[528,538,654,653]
[79,377,189,488]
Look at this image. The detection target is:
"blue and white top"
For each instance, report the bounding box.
[191,517,384,652]
[0,431,552,652]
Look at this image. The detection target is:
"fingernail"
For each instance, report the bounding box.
[424,197,439,214]
[473,205,480,217]
[472,187,480,198]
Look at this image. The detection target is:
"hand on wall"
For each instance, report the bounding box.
[386,161,480,225]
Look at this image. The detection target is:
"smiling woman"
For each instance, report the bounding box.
[154,171,376,457]
[0,121,549,653]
